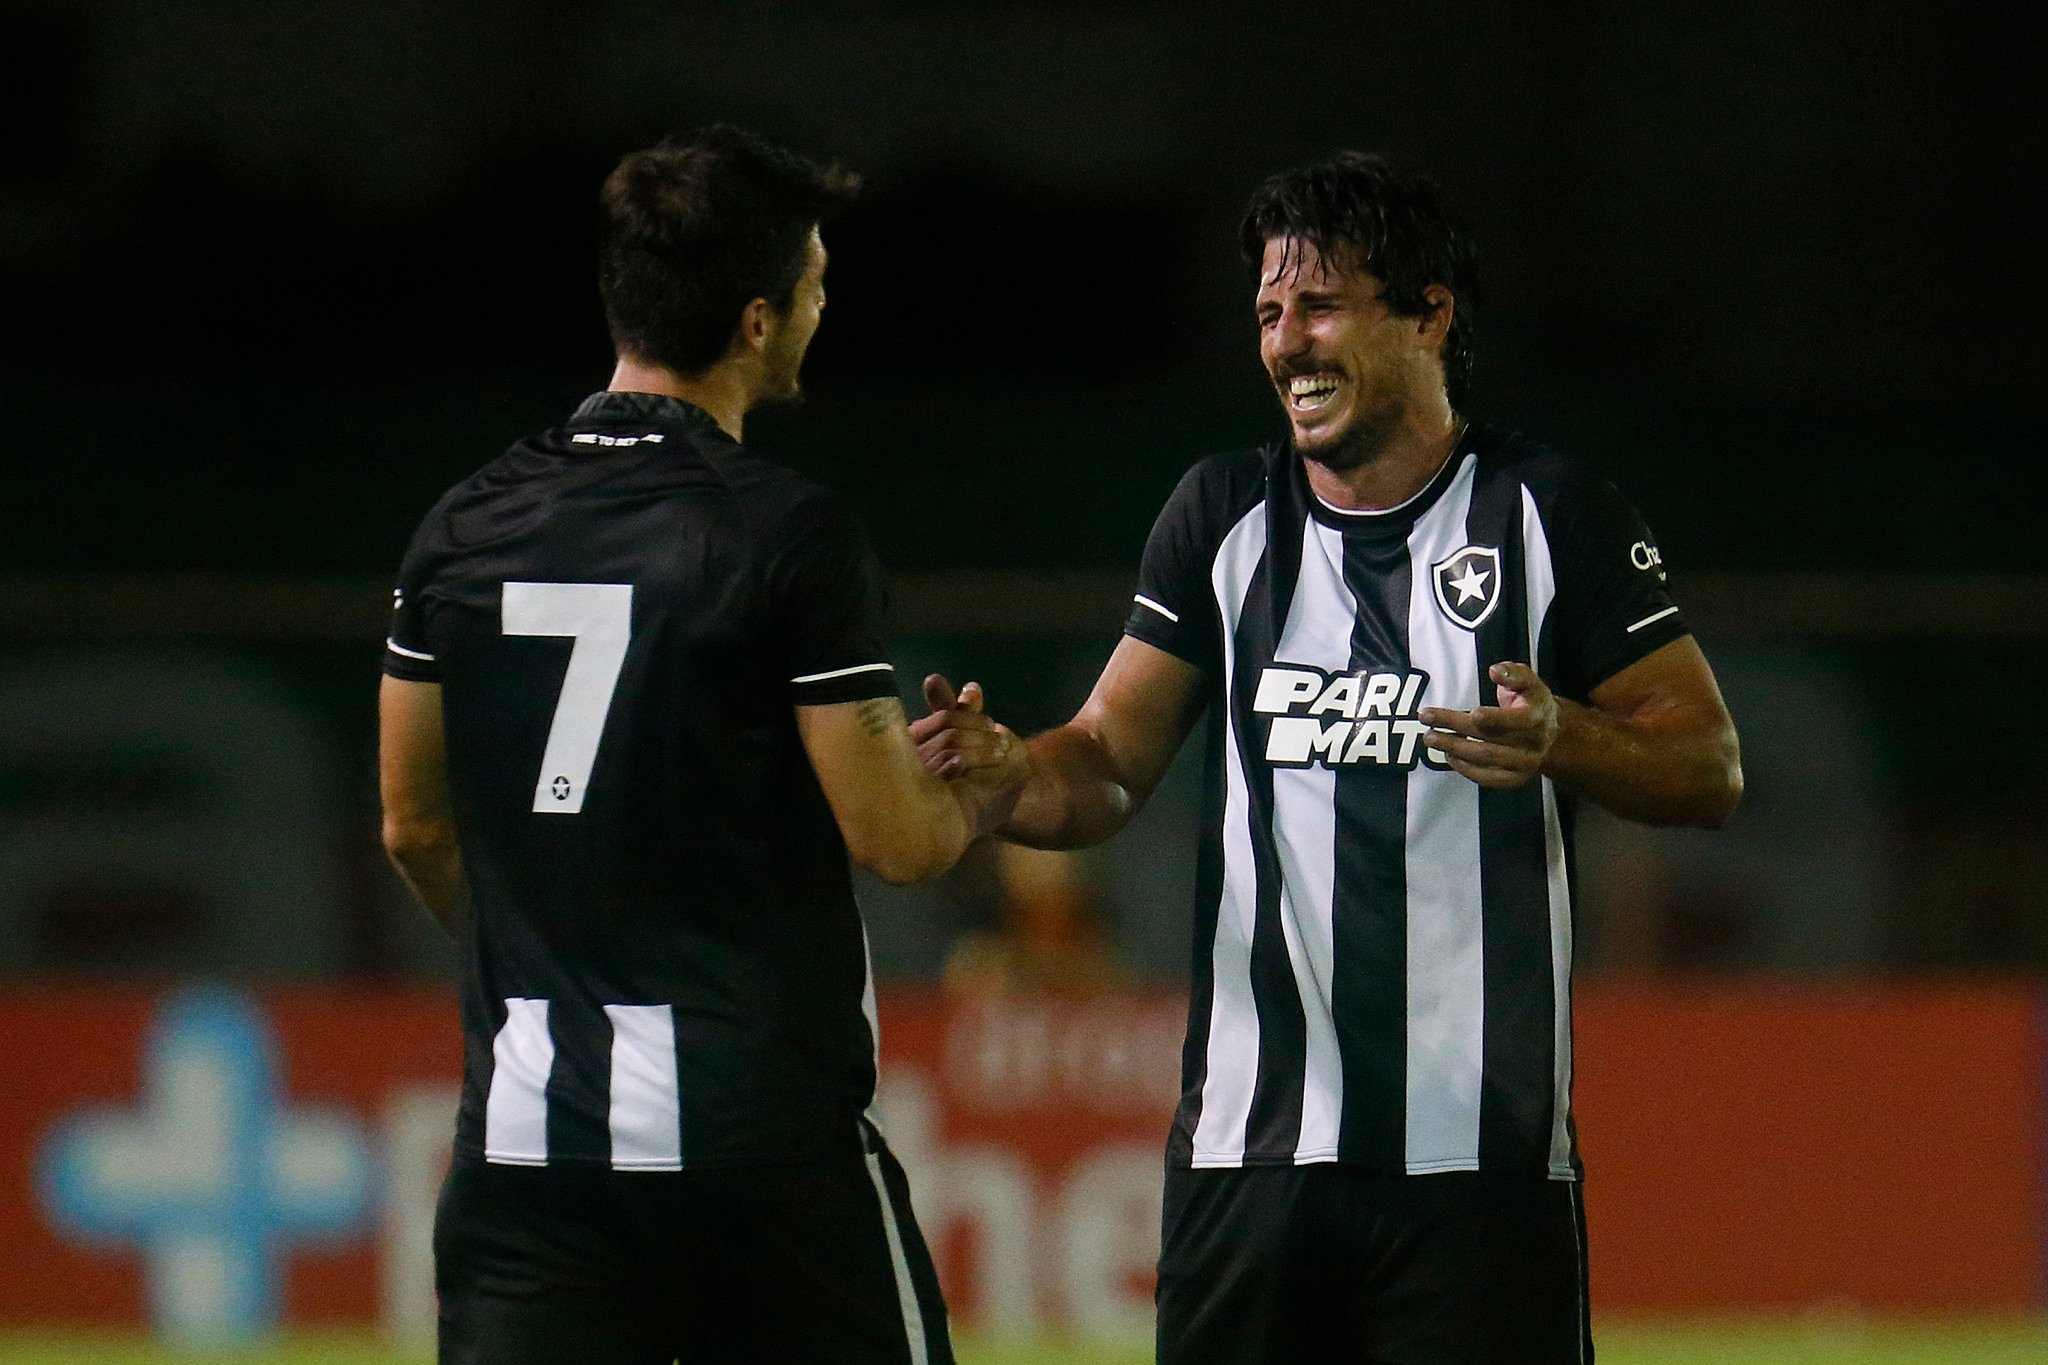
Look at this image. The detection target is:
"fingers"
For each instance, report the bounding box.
[1418,705,1542,741]
[916,671,1003,779]
[1438,751,1539,789]
[1489,661,1550,699]
[919,723,1016,780]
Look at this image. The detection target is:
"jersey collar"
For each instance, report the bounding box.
[568,390,729,441]
[1294,422,1490,536]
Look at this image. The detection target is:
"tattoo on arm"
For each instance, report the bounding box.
[857,697,896,737]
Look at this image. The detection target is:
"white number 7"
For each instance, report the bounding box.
[502,582,633,815]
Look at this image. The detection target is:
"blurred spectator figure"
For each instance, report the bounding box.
[943,843,1123,995]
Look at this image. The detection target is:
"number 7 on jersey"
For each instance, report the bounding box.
[502,581,633,815]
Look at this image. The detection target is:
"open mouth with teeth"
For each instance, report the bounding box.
[1286,372,1343,413]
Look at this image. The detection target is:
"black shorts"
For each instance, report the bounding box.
[435,1138,951,1365]
[1157,1165,1591,1365]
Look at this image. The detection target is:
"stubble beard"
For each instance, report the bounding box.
[1295,390,1406,475]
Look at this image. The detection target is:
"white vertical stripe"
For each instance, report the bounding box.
[1401,455,1487,1173]
[864,1152,932,1365]
[1523,486,1578,1178]
[1269,518,1354,1162]
[1190,502,1269,1166]
[484,997,553,1166]
[604,1004,681,1170]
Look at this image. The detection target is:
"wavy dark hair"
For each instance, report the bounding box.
[1239,153,1479,409]
[599,125,860,377]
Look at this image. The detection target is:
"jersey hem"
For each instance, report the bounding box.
[1182,1149,1580,1179]
[459,1138,862,1172]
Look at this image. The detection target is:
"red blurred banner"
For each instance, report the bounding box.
[0,982,2040,1338]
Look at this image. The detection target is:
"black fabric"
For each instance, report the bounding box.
[1156,1166,1591,1365]
[384,391,897,1169]
[436,1140,952,1365]
[1332,523,1417,1170]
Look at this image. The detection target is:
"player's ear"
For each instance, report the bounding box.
[736,296,775,355]
[1416,285,1455,350]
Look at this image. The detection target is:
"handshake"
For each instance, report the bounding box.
[910,673,1034,836]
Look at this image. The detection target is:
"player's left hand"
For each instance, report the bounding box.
[1418,661,1559,790]
[912,674,1024,782]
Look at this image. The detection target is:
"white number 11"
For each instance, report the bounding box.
[502,581,633,815]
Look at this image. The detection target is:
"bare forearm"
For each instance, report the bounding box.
[870,783,978,885]
[998,724,1140,849]
[1544,698,1743,828]
[385,822,466,934]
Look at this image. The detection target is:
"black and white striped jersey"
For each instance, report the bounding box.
[1124,424,1688,1179]
[382,391,900,1171]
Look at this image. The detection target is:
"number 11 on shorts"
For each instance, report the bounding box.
[502,581,634,815]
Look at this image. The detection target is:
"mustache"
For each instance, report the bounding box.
[1269,359,1344,381]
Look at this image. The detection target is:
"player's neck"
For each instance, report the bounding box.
[607,356,749,442]
[1302,404,1464,513]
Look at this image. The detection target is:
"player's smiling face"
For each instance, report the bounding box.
[1256,236,1413,470]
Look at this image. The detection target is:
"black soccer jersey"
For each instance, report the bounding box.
[1123,423,1688,1178]
[383,391,901,1171]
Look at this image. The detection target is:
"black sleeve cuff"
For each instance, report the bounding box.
[1121,609,1213,673]
[382,639,441,683]
[1573,612,1690,697]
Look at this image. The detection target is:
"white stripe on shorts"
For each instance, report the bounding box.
[864,1152,931,1365]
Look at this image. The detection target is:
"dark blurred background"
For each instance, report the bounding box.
[3,0,2043,982]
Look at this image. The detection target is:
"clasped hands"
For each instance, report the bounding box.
[910,675,1034,832]
[911,658,1561,807]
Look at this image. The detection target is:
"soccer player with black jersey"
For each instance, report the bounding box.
[378,127,1004,1365]
[915,154,1743,1362]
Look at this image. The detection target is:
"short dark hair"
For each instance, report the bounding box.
[598,125,860,376]
[1239,153,1479,409]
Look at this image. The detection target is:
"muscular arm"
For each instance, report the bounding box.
[379,675,466,933]
[798,694,1013,884]
[1546,636,1743,828]
[992,636,1208,850]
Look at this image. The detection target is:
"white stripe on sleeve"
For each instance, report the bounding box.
[791,662,894,685]
[385,638,436,662]
[1133,593,1181,624]
[1626,605,1679,634]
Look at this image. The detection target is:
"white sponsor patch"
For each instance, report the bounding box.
[1252,664,1445,770]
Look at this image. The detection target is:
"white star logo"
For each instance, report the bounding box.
[1449,561,1490,605]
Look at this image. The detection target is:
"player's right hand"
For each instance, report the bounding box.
[913,673,1020,781]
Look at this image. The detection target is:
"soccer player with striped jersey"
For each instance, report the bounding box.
[378,127,1008,1364]
[916,154,1743,1362]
